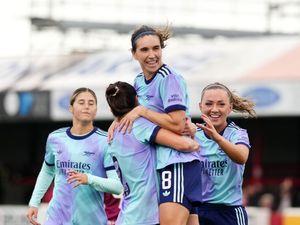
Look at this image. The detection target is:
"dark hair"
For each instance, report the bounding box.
[70,87,97,106]
[201,82,256,118]
[105,81,137,118]
[131,25,172,52]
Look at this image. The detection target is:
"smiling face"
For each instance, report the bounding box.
[199,88,233,132]
[70,91,97,125]
[132,35,163,80]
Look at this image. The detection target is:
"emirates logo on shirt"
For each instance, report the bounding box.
[200,159,228,177]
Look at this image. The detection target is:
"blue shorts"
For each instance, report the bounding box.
[197,203,248,225]
[158,160,202,212]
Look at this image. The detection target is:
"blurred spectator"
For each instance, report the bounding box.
[278,177,293,211]
[277,177,300,210]
[259,193,275,209]
[259,193,282,225]
[243,182,264,206]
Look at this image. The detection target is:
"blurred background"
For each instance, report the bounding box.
[0,0,300,224]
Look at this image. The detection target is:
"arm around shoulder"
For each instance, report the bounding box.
[141,108,186,134]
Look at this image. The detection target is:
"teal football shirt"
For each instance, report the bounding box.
[43,127,113,225]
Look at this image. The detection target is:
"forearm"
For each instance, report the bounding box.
[215,135,249,164]
[140,107,186,134]
[172,136,200,151]
[29,162,55,208]
[87,171,123,195]
[155,128,199,151]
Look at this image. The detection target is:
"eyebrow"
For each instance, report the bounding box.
[205,99,226,102]
[139,44,160,49]
[77,99,95,102]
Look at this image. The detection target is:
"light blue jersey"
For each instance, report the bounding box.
[44,127,114,225]
[134,64,199,169]
[194,121,250,206]
[108,117,160,225]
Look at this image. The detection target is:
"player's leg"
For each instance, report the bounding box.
[160,202,189,225]
[187,214,199,225]
[158,162,202,225]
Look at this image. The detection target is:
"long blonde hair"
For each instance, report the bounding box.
[201,82,256,118]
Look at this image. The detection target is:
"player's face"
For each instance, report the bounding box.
[132,35,163,79]
[199,89,232,132]
[70,91,97,124]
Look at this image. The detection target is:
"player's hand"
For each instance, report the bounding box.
[108,119,120,144]
[196,114,219,140]
[182,118,197,138]
[67,170,88,188]
[26,207,41,225]
[182,136,200,151]
[118,106,144,134]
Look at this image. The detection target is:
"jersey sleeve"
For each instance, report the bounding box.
[87,170,123,195]
[103,142,115,172]
[232,128,251,149]
[159,74,188,113]
[28,162,55,207]
[132,118,160,145]
[44,134,55,166]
